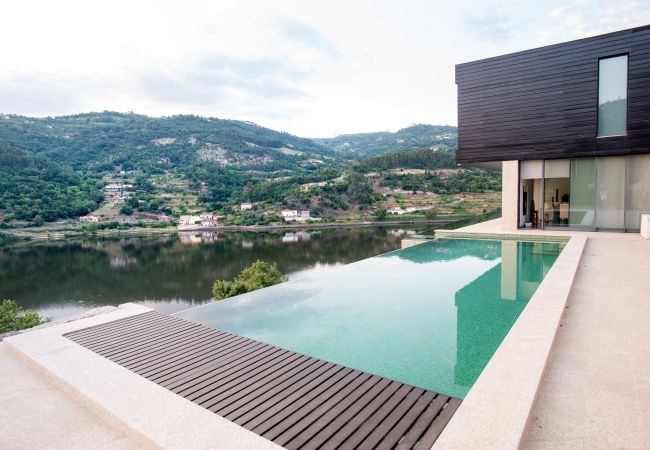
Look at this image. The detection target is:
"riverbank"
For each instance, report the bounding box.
[1,209,502,244]
[1,218,457,243]
[178,218,455,232]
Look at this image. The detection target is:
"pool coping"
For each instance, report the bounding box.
[4,303,283,450]
[432,232,586,449]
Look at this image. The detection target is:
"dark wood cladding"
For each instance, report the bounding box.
[456,25,650,163]
[64,311,462,449]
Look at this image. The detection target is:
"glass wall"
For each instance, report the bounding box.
[522,154,650,232]
[568,158,596,228]
[543,160,571,227]
[625,154,650,230]
[595,156,626,230]
[598,55,628,137]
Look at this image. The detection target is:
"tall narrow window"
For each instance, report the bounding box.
[598,55,628,137]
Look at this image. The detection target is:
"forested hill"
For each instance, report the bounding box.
[315,124,457,159]
[358,147,457,171]
[0,142,103,222]
[0,113,458,170]
[0,112,476,225]
[0,112,335,173]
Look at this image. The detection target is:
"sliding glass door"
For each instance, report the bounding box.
[595,156,625,230]
[523,154,650,232]
[569,158,596,228]
[625,154,650,230]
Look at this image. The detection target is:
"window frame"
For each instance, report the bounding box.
[596,53,630,138]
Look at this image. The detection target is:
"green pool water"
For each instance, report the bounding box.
[175,238,564,398]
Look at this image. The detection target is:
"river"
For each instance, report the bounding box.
[0,226,439,320]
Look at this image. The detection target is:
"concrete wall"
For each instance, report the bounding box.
[502,161,519,231]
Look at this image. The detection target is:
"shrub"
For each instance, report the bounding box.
[0,299,45,333]
[212,260,288,300]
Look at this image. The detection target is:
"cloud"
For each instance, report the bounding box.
[466,12,517,41]
[276,17,342,59]
[543,0,650,40]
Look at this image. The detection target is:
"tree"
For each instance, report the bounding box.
[0,299,45,333]
[33,215,45,226]
[212,260,288,300]
[373,206,388,221]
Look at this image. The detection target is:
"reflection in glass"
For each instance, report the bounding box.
[544,160,571,227]
[625,154,650,230]
[598,55,628,137]
[596,156,626,229]
[569,158,596,228]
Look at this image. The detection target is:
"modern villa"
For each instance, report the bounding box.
[456,25,650,233]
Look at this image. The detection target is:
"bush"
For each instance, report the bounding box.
[0,299,45,333]
[373,206,388,221]
[212,260,288,300]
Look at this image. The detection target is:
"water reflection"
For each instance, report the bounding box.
[177,238,563,398]
[0,227,424,320]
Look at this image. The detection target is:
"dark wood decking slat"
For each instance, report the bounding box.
[146,334,255,383]
[318,381,403,450]
[339,384,414,449]
[78,318,196,354]
[116,328,231,368]
[201,351,306,410]
[276,372,375,447]
[413,398,463,450]
[158,338,267,388]
[357,388,429,450]
[69,311,175,342]
[65,312,461,449]
[284,375,383,450]
[298,377,394,450]
[215,356,321,417]
[260,369,364,441]
[99,324,207,359]
[246,365,350,432]
[65,312,166,344]
[89,321,201,355]
[191,348,295,405]
[62,311,158,340]
[228,360,335,424]
[395,394,450,450]
[174,344,280,398]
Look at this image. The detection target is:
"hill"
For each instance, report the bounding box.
[0,142,102,222]
[0,112,499,227]
[315,124,457,158]
[0,112,336,173]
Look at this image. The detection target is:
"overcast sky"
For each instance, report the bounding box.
[2,0,649,137]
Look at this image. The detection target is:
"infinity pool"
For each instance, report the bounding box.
[176,238,564,398]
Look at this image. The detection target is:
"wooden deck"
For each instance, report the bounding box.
[64,311,461,449]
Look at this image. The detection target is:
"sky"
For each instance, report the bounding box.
[1,0,649,137]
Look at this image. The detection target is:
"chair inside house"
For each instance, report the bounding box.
[560,202,570,225]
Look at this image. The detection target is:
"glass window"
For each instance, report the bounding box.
[519,161,543,228]
[568,158,596,228]
[598,55,628,137]
[625,154,650,230]
[544,160,571,227]
[596,156,626,229]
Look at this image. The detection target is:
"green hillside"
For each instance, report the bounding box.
[0,112,500,227]
[316,124,457,158]
[0,142,103,222]
[0,112,335,173]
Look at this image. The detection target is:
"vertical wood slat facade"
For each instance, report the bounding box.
[455,25,650,163]
[64,311,462,450]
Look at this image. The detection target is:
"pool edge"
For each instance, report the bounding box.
[432,234,586,450]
